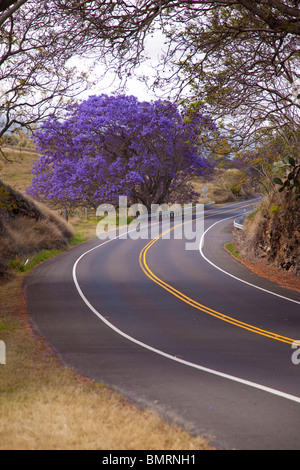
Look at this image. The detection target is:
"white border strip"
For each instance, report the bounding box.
[200,214,300,305]
[72,227,300,404]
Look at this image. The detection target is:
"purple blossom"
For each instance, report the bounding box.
[27,95,215,209]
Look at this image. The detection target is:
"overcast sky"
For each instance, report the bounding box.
[77,30,167,103]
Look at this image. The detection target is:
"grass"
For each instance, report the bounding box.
[70,215,135,244]
[6,231,95,274]
[8,249,64,273]
[0,265,214,450]
[225,242,242,260]
[246,208,259,221]
[0,147,40,193]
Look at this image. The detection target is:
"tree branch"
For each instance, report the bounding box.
[0,0,28,27]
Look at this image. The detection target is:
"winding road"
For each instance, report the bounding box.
[24,198,300,450]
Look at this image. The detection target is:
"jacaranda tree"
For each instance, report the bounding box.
[28,94,215,210]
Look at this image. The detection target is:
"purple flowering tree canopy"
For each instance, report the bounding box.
[28,94,215,210]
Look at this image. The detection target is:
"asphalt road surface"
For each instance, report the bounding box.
[25,198,300,450]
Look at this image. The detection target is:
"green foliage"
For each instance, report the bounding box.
[230,185,241,196]
[0,320,18,333]
[0,185,18,211]
[236,130,300,196]
[225,242,242,260]
[0,129,35,149]
[273,157,300,200]
[222,169,247,196]
[70,232,90,246]
[269,204,281,216]
[8,249,64,273]
[247,208,259,221]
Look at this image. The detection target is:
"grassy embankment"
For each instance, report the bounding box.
[224,242,242,260]
[0,148,214,450]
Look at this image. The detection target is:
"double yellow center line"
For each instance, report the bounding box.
[139,204,296,345]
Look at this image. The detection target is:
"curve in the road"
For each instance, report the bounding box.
[72,201,300,405]
[199,216,300,306]
[139,205,299,345]
[140,237,296,345]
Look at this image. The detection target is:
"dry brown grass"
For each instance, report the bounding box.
[0,183,74,278]
[0,275,214,450]
[1,214,72,257]
[0,385,212,450]
[0,147,40,193]
[193,168,255,205]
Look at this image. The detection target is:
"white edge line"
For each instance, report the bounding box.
[72,225,300,405]
[199,214,300,305]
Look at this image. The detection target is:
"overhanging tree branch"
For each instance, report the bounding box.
[0,0,28,26]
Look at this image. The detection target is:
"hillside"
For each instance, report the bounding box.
[0,180,74,279]
[193,167,255,204]
[0,146,40,193]
[236,191,300,279]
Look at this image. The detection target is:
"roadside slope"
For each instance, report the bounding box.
[0,180,74,279]
[235,192,300,282]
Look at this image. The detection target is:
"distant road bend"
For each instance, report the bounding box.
[25,198,300,450]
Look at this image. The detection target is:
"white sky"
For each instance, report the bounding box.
[77,30,168,103]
